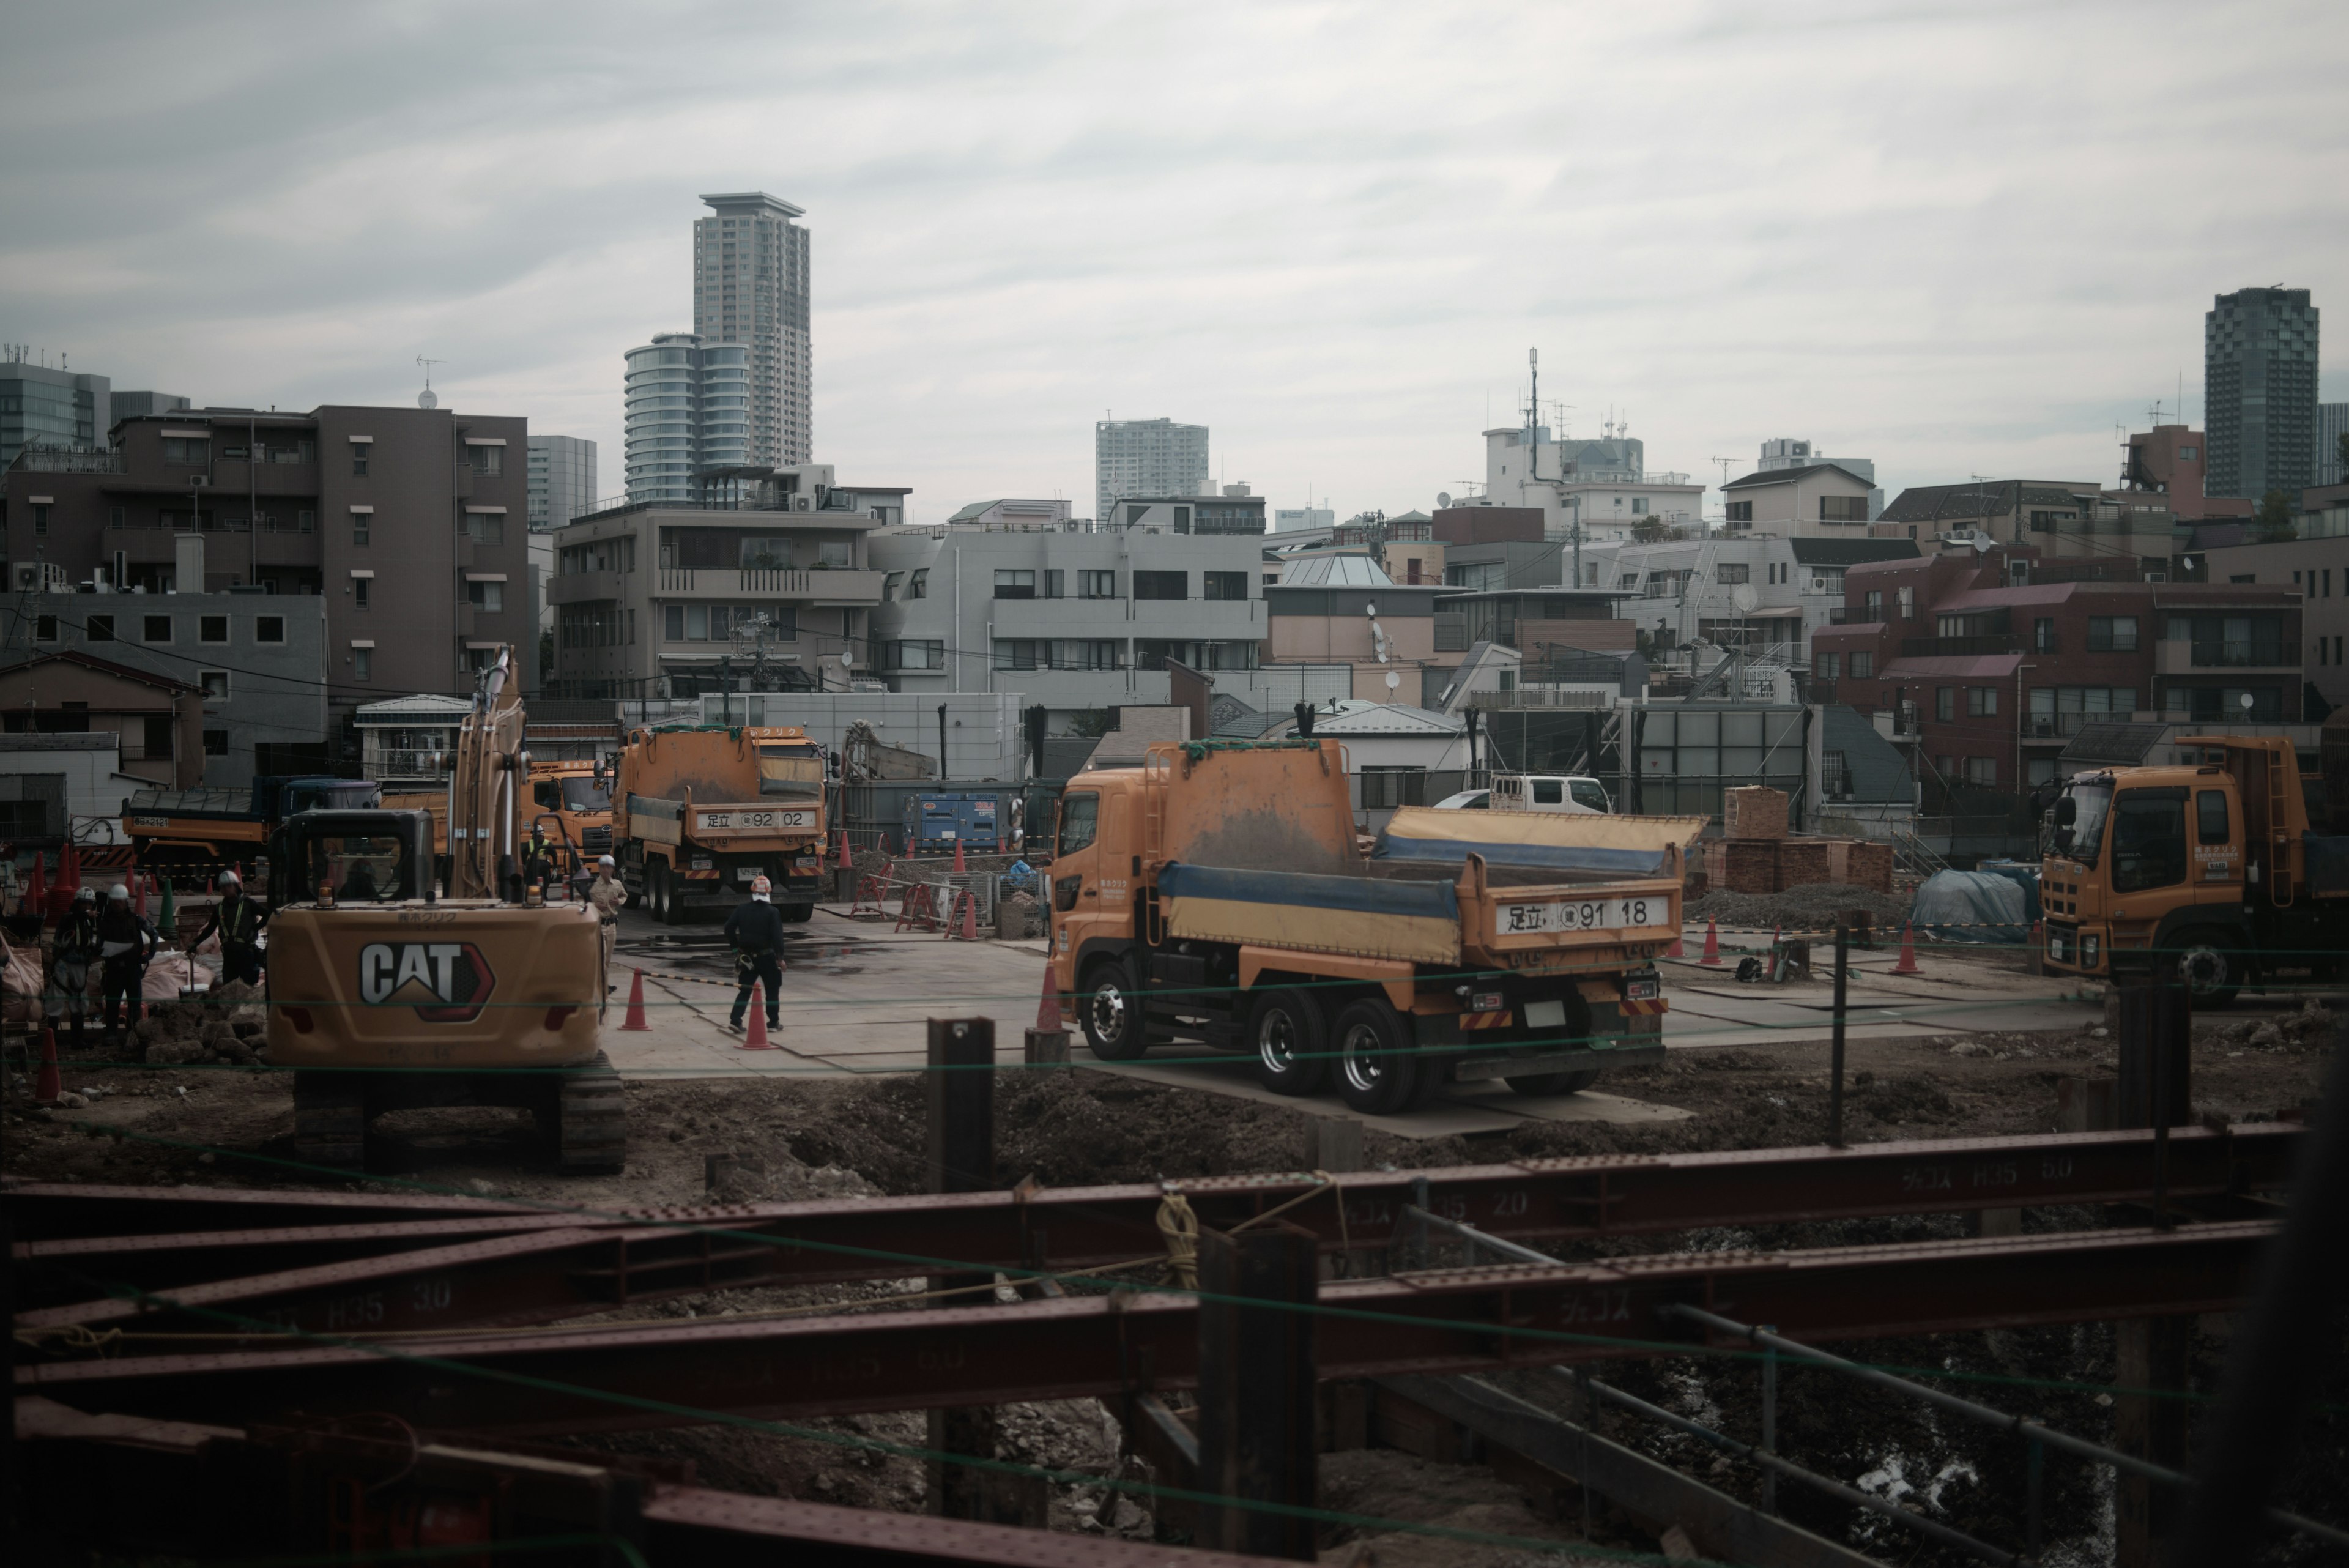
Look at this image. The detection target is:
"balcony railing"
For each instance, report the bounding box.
[1899,634,2021,658]
[1828,608,1882,625]
[10,445,124,474]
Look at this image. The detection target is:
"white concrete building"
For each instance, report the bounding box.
[1581,535,1921,653]
[1476,424,1705,543]
[0,732,134,843]
[1094,417,1208,524]
[1720,463,1879,538]
[1757,438,1883,520]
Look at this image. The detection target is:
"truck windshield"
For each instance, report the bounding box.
[1570,780,1611,812]
[757,746,824,799]
[561,777,610,813]
[2058,781,2113,866]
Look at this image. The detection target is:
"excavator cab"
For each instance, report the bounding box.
[272,810,434,907]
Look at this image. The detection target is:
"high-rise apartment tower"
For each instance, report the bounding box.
[1095,417,1208,526]
[2317,402,2349,488]
[694,192,810,467]
[2205,286,2320,499]
[527,434,599,530]
[623,334,748,505]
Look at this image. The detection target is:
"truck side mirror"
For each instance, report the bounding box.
[2054,797,2076,827]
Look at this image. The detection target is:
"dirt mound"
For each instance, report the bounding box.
[1687,881,1912,932]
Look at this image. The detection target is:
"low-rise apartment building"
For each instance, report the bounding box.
[2187,526,2349,710]
[1586,537,1920,653]
[544,464,903,699]
[1720,463,1877,536]
[1809,543,2303,793]
[3,401,532,707]
[1874,480,2176,574]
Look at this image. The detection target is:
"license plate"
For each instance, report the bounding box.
[2049,933,2069,961]
[737,866,761,883]
[1499,896,1669,935]
[1524,999,1567,1029]
[697,809,811,831]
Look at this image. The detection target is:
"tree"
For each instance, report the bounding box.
[1631,516,1671,543]
[2254,488,2297,543]
[1064,708,1115,740]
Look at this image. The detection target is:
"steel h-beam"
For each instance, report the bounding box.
[1194,1224,1318,1561]
[18,1221,2272,1433]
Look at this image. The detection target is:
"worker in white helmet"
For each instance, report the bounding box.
[45,886,102,1045]
[588,854,624,979]
[722,874,785,1033]
[189,868,267,987]
[97,882,162,1042]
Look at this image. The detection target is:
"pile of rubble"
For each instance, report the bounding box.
[135,980,269,1066]
[2215,999,2337,1052]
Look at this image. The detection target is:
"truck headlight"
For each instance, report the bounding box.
[2081,934,2100,968]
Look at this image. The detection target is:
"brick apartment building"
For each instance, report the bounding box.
[2,403,532,716]
[1809,545,2303,793]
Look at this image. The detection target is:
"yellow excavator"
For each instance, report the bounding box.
[263,647,621,1172]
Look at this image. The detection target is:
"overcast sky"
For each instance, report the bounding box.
[6,0,2344,522]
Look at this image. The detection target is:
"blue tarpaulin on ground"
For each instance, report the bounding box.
[1974,859,2043,925]
[1912,869,2030,945]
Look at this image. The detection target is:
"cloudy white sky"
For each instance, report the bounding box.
[6,1,2345,522]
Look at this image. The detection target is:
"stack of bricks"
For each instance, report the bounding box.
[1705,786,1895,895]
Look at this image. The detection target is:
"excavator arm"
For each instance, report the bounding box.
[445,646,529,901]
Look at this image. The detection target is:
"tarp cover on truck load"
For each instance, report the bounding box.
[1158,861,1460,964]
[1372,806,1707,877]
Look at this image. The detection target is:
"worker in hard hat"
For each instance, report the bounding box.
[97,883,162,1042]
[188,868,267,987]
[588,854,625,982]
[722,874,786,1034]
[45,886,101,1046]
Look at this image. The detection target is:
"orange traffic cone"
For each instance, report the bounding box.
[952,838,967,875]
[133,872,148,918]
[621,968,651,1031]
[21,852,45,918]
[1037,964,1064,1031]
[34,1026,62,1104]
[1893,921,1921,975]
[959,892,980,942]
[1700,919,1722,966]
[738,983,773,1050]
[837,832,854,872]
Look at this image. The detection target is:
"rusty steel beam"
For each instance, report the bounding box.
[17,1221,2272,1433]
[17,1125,2296,1341]
[1,1179,541,1241]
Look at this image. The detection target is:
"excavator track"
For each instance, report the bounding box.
[291,1072,368,1173]
[557,1050,626,1173]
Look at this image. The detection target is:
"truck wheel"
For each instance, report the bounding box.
[1079,956,1148,1061]
[1247,989,1327,1094]
[656,864,682,927]
[2171,929,2241,1006]
[784,902,814,924]
[1332,997,1417,1115]
[292,1072,368,1172]
[1505,1068,1601,1096]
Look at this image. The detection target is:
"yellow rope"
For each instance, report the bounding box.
[1154,1191,1200,1291]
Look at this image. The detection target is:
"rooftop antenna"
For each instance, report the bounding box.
[415,355,445,410]
[1709,456,1737,486]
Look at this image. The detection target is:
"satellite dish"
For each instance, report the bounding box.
[417,388,438,409]
[1438,492,1452,509]
[2240,692,2255,710]
[839,649,855,668]
[1384,672,1401,692]
[1731,583,1759,615]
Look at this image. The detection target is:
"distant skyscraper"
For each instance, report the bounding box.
[1095,417,1209,524]
[2205,286,2320,499]
[2317,402,2349,488]
[528,434,598,530]
[694,191,810,467]
[623,333,748,505]
[0,354,108,468]
[1274,505,1335,531]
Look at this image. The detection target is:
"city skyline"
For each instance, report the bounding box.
[3,2,2343,526]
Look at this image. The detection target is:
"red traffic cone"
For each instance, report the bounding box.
[1037,964,1064,1031]
[34,1026,62,1105]
[738,983,773,1050]
[59,841,81,893]
[1700,919,1722,966]
[133,872,148,919]
[952,838,967,875]
[837,832,854,872]
[621,968,651,1031]
[22,852,46,916]
[1893,921,1921,975]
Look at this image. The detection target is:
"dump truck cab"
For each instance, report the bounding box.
[613,723,828,924]
[526,759,615,869]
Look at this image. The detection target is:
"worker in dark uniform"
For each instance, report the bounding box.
[97,883,161,1043]
[189,869,267,986]
[46,886,102,1047]
[722,874,786,1034]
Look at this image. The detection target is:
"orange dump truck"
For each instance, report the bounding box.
[1048,738,1697,1114]
[612,724,828,924]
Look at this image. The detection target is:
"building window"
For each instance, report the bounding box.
[1820,495,1869,522]
[1172,505,1192,531]
[1965,757,1997,786]
[1132,570,1187,600]
[354,578,371,609]
[1822,750,1850,797]
[881,639,945,671]
[2229,574,2257,584]
[993,569,1036,600]
[1726,500,1753,522]
[142,713,176,760]
[2087,615,2138,652]
[351,440,369,477]
[1849,651,1874,678]
[1203,571,1249,601]
[353,647,372,682]
[32,503,50,535]
[1815,651,1840,679]
[298,508,315,533]
[1968,686,1997,718]
[467,443,503,475]
[467,579,505,613]
[1936,687,1955,722]
[143,615,172,643]
[204,729,229,758]
[1716,563,1750,585]
[1043,568,1064,599]
[1864,590,1883,619]
[109,505,126,527]
[1357,767,1429,809]
[86,615,114,642]
[464,513,505,546]
[1630,498,1649,515]
[995,639,1042,671]
[1897,586,1915,620]
[34,615,57,643]
[2034,617,2056,653]
[907,568,927,600]
[882,571,904,602]
[353,512,370,546]
[2027,757,2056,786]
[1080,570,1118,598]
[200,671,229,701]
[256,615,284,644]
[163,437,209,465]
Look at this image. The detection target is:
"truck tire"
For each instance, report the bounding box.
[1078,955,1149,1061]
[1332,997,1418,1115]
[784,902,814,924]
[557,1050,626,1174]
[1505,1068,1601,1097]
[292,1072,368,1172]
[658,864,683,927]
[2170,928,2242,1006]
[1247,989,1327,1095]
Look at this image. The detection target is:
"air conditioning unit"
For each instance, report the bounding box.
[2143,571,2167,584]
[15,562,69,592]
[1808,576,1833,593]
[793,497,812,511]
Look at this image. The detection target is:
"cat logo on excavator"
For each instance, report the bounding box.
[357,941,497,1024]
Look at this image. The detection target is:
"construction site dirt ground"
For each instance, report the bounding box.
[8,942,2343,1565]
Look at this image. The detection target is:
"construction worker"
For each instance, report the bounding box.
[522,824,557,894]
[45,886,101,1046]
[97,883,161,1042]
[588,854,624,980]
[722,874,785,1035]
[189,869,267,986]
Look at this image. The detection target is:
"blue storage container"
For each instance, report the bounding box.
[904,792,1006,852]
